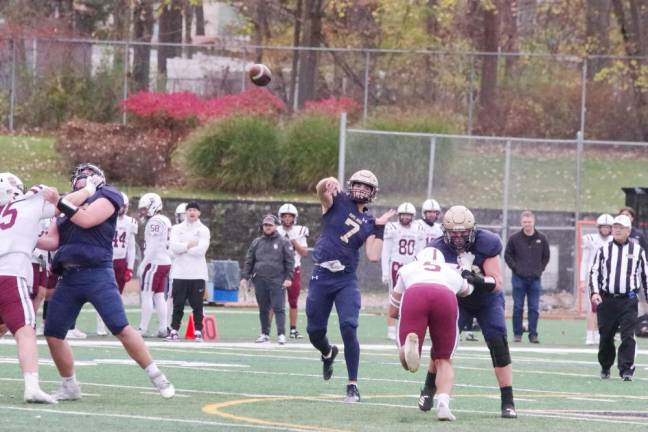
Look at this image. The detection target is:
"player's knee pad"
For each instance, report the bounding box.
[486,335,511,368]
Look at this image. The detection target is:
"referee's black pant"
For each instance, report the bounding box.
[597,295,638,376]
[171,279,205,332]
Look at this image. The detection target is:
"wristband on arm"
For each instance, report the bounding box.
[372,224,385,240]
[57,197,79,218]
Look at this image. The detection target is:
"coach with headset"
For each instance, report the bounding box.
[590,214,648,381]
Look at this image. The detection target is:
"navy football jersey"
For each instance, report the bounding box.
[312,192,376,273]
[53,186,123,271]
[431,229,502,270]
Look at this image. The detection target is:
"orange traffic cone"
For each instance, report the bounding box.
[184,314,195,339]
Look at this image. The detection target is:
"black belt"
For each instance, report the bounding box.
[600,291,633,299]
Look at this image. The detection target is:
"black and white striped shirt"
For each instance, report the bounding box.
[589,240,648,298]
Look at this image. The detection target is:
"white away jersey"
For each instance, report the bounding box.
[580,233,612,281]
[393,260,469,296]
[142,214,172,266]
[276,224,309,268]
[113,215,139,268]
[415,219,443,245]
[382,222,426,278]
[0,192,56,283]
[31,217,51,268]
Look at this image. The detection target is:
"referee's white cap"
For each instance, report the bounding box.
[613,215,632,228]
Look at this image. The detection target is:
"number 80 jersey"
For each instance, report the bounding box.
[312,193,376,273]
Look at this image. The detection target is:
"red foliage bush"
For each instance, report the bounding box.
[57,119,182,186]
[304,97,361,117]
[121,87,286,127]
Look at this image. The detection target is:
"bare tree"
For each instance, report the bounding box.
[132,0,154,91]
[586,0,611,78]
[297,0,325,108]
[157,0,183,77]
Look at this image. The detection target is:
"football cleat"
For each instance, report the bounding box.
[150,373,175,399]
[322,345,339,381]
[436,402,456,421]
[255,334,270,343]
[277,334,287,345]
[600,369,610,379]
[194,331,203,342]
[344,384,361,403]
[501,404,518,418]
[418,387,435,412]
[289,329,303,339]
[66,328,87,339]
[51,381,81,401]
[25,388,57,404]
[403,333,420,373]
[165,330,179,342]
[96,329,108,336]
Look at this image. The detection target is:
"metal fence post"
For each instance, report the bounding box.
[122,40,129,125]
[467,55,475,136]
[579,59,588,139]
[363,51,370,125]
[426,136,437,198]
[9,38,17,131]
[338,112,347,185]
[574,131,584,302]
[502,140,512,238]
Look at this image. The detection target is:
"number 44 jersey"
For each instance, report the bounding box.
[113,214,138,269]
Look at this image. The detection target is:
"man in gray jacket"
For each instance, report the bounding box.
[241,214,295,344]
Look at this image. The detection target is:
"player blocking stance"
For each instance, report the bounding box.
[137,193,172,338]
[430,205,517,418]
[389,247,490,421]
[306,170,395,402]
[382,202,425,340]
[0,173,59,404]
[38,163,174,401]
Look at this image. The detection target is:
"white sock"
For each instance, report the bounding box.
[436,393,450,406]
[145,362,161,378]
[24,372,39,392]
[63,375,77,386]
[154,293,168,332]
[139,291,154,332]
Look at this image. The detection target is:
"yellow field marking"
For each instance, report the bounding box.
[203,396,350,432]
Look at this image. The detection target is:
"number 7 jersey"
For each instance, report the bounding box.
[312,193,376,273]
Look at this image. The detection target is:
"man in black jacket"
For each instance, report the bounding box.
[240,215,295,345]
[504,210,550,344]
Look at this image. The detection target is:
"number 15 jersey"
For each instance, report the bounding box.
[312,193,375,273]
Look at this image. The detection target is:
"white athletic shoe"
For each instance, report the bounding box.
[403,332,420,373]
[97,329,108,336]
[51,381,81,401]
[66,328,87,339]
[24,388,58,404]
[150,373,175,399]
[255,334,270,343]
[387,326,397,341]
[436,402,456,421]
[277,334,287,345]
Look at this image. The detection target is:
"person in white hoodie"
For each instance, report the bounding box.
[167,201,210,342]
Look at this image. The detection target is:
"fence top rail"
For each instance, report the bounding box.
[3,36,648,61]
[346,128,648,147]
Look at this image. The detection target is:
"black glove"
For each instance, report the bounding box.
[461,270,496,293]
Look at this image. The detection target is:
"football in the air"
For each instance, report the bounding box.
[248,63,272,86]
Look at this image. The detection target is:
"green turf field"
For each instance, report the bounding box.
[0,306,647,431]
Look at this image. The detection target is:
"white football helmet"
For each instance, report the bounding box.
[278,203,298,222]
[119,192,129,216]
[0,172,23,206]
[415,247,446,265]
[421,198,441,223]
[397,202,416,226]
[346,169,379,203]
[175,202,187,224]
[596,213,614,226]
[442,205,476,252]
[138,192,163,218]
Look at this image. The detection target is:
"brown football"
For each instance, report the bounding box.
[248,63,272,86]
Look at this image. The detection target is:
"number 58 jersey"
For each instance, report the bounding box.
[312,193,376,273]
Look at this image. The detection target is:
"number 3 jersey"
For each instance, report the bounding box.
[393,260,467,295]
[0,191,56,284]
[382,222,426,285]
[312,192,376,273]
[113,214,138,269]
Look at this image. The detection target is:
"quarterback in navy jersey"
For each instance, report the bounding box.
[429,205,517,419]
[306,170,395,403]
[38,163,175,402]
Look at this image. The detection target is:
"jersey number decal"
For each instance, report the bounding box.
[340,217,360,243]
[422,261,441,272]
[0,202,17,230]
[398,239,416,255]
[113,230,127,248]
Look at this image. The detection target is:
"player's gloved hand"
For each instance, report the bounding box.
[461,270,496,293]
[82,178,97,196]
[124,268,133,282]
[457,252,475,272]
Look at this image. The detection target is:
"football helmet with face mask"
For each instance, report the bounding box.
[70,163,105,191]
[442,205,476,253]
[138,192,163,220]
[397,202,416,226]
[346,170,379,204]
[0,172,23,206]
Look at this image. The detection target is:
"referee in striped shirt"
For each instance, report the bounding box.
[590,214,648,381]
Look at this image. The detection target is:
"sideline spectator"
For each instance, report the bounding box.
[504,210,550,344]
[167,201,210,342]
[241,215,294,345]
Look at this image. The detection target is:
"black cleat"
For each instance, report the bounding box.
[418,386,435,412]
[621,372,633,382]
[600,369,610,379]
[322,345,338,381]
[344,384,360,403]
[501,404,518,418]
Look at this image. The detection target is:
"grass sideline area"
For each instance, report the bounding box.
[0,306,647,431]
